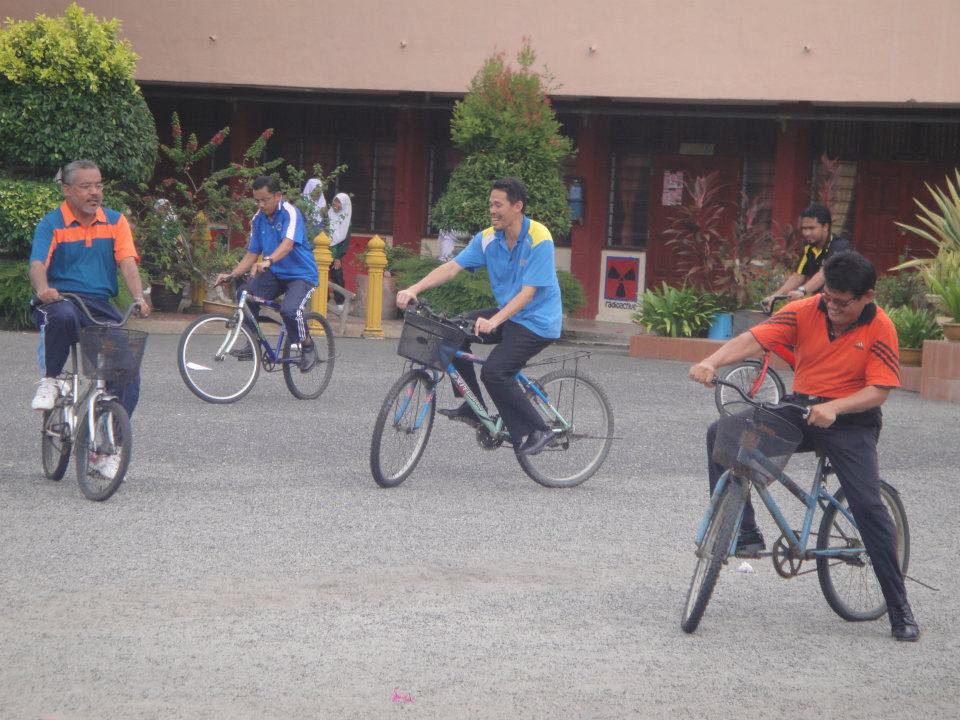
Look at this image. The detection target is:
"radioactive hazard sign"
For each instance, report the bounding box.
[604,256,640,301]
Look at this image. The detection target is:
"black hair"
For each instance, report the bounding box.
[823,251,876,297]
[252,175,281,194]
[491,177,527,211]
[800,202,832,230]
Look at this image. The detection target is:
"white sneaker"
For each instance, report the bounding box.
[90,452,121,479]
[336,304,344,312]
[31,377,60,411]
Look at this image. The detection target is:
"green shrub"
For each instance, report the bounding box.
[888,306,943,348]
[875,271,927,310]
[557,270,586,315]
[0,177,61,257]
[633,283,720,338]
[0,4,157,183]
[0,257,33,329]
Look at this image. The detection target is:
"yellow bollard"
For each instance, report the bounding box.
[362,234,387,338]
[190,213,213,309]
[310,231,332,336]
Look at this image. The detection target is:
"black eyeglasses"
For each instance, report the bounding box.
[821,292,859,308]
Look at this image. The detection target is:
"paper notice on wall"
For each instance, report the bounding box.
[662,170,684,206]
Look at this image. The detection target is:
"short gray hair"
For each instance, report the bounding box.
[62,160,100,185]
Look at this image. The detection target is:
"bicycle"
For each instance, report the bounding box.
[176,280,335,403]
[714,296,794,413]
[40,293,147,501]
[681,378,909,633]
[370,300,615,489]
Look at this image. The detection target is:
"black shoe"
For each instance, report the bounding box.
[888,602,920,642]
[229,343,253,361]
[518,428,555,456]
[437,403,479,426]
[735,528,765,556]
[299,341,317,372]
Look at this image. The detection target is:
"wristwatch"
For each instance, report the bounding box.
[264,256,273,266]
[798,286,806,296]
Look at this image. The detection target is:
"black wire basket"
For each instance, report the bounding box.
[712,405,802,484]
[397,310,466,371]
[79,326,148,380]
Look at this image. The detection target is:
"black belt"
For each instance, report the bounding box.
[788,393,834,405]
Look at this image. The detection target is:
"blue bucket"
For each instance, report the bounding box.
[707,312,733,340]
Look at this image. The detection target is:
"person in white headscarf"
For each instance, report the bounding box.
[327,192,352,310]
[301,178,327,239]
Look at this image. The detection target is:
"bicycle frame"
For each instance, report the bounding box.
[696,451,863,561]
[218,289,297,367]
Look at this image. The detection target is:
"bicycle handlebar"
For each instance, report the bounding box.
[713,376,811,419]
[407,298,480,339]
[759,295,791,316]
[56,292,143,326]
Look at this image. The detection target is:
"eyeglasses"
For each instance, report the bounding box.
[821,292,859,309]
[66,182,104,191]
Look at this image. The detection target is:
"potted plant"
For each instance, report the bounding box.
[926,252,960,341]
[887,306,943,365]
[632,283,719,338]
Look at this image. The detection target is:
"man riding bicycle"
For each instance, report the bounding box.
[396,177,562,456]
[29,160,150,417]
[216,175,319,371]
[690,251,918,642]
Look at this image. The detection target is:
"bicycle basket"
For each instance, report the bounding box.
[397,310,466,370]
[79,326,148,380]
[712,406,802,483]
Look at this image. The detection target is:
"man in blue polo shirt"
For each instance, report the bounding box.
[396,177,563,455]
[217,175,320,371]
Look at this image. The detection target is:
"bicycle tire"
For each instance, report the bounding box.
[370,369,436,488]
[715,360,785,414]
[681,476,747,633]
[74,399,131,502]
[282,312,335,400]
[41,406,71,481]
[177,313,261,403]
[816,479,910,622]
[515,368,614,488]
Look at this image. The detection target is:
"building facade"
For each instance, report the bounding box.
[9,0,960,319]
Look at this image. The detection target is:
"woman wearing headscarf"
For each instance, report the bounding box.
[301,178,327,240]
[327,192,352,310]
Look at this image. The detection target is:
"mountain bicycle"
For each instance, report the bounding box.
[40,294,147,501]
[370,300,615,489]
[177,280,335,403]
[714,296,794,413]
[682,378,909,633]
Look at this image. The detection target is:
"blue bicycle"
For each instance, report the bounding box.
[681,379,910,633]
[370,300,614,488]
[177,283,334,403]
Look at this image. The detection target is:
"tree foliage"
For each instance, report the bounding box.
[0,3,157,183]
[431,42,573,236]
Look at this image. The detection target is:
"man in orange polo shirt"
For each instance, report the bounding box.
[29,160,150,416]
[690,252,919,642]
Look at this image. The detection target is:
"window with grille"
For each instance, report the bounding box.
[607,152,651,249]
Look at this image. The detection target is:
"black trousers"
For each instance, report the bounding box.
[706,402,907,607]
[450,308,553,443]
[243,270,316,344]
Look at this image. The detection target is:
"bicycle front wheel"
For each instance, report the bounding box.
[370,369,436,488]
[516,368,614,488]
[681,476,747,633]
[715,360,785,414]
[74,399,131,501]
[816,480,910,622]
[282,312,335,400]
[177,313,260,403]
[41,405,71,481]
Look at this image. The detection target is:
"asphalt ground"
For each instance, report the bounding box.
[1,330,957,719]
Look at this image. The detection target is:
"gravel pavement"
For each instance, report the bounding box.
[1,329,957,719]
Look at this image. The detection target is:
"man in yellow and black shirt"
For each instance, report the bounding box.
[692,251,919,642]
[763,203,851,309]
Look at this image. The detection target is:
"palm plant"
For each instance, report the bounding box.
[892,169,960,269]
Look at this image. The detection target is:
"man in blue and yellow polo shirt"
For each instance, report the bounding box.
[29,160,150,415]
[396,177,563,456]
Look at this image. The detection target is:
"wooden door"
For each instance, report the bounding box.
[855,161,954,273]
[645,155,742,289]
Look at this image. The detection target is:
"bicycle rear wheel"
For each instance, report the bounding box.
[816,480,910,621]
[515,369,613,488]
[715,360,785,414]
[681,475,747,633]
[41,405,71,481]
[370,369,436,488]
[282,312,335,399]
[177,313,261,403]
[75,399,131,501]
